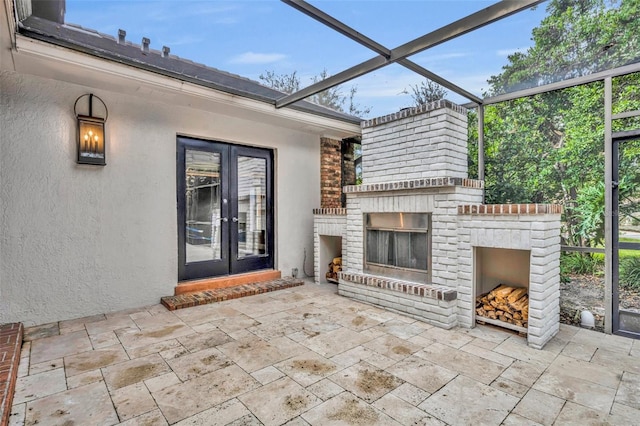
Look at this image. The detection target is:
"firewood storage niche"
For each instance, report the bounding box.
[474,247,531,333]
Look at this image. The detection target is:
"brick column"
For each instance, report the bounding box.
[341,140,357,207]
[0,323,23,426]
[320,137,342,209]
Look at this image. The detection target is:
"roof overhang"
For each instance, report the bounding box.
[8,34,360,139]
[1,0,361,140]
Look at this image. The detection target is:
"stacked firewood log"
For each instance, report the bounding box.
[476,284,529,328]
[326,257,342,282]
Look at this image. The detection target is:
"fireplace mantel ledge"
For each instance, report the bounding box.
[344,177,483,194]
[339,272,456,302]
[458,203,563,215]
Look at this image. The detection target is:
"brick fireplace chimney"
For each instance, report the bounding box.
[361,100,468,184]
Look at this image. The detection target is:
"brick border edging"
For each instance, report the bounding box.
[161,278,304,310]
[312,208,347,216]
[458,203,563,215]
[0,323,23,426]
[361,99,467,128]
[343,177,483,194]
[338,272,457,301]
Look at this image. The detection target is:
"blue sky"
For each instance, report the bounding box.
[65,1,548,118]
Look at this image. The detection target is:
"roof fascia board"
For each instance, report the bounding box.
[13,34,361,136]
[276,0,544,108]
[478,62,640,106]
[282,0,482,104]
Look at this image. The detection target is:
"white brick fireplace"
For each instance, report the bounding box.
[313,100,562,349]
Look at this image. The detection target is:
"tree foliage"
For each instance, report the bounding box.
[488,0,640,95]
[259,69,371,118]
[407,79,448,106]
[474,0,640,247]
[259,70,300,94]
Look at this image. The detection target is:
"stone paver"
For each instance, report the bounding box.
[275,352,340,387]
[239,377,322,426]
[416,341,506,384]
[328,361,403,403]
[111,381,158,421]
[512,388,565,425]
[102,353,171,391]
[29,329,92,364]
[10,282,640,425]
[386,354,458,393]
[166,346,231,381]
[373,393,445,425]
[301,392,400,425]
[419,375,519,424]
[12,368,67,405]
[64,344,129,377]
[153,364,260,424]
[615,371,640,410]
[24,381,118,425]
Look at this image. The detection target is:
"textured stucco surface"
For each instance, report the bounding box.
[0,69,321,325]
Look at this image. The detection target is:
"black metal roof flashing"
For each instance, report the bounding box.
[17,15,362,125]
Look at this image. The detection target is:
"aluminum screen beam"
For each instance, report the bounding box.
[399,61,482,104]
[276,0,543,108]
[479,62,640,106]
[612,110,640,120]
[282,0,390,58]
[282,0,482,104]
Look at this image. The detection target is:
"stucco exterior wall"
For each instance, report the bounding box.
[0,69,321,325]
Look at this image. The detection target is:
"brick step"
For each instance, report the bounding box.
[161,277,304,311]
[0,323,23,426]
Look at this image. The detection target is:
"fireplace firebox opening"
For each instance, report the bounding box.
[365,213,432,283]
[474,247,531,333]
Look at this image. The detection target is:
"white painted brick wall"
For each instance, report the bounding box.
[362,106,468,184]
[338,281,457,329]
[457,213,561,347]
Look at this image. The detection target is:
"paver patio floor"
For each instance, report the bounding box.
[9,281,640,425]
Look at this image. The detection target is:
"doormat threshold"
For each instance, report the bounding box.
[161,277,304,311]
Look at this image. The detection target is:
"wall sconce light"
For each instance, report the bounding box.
[74,94,108,165]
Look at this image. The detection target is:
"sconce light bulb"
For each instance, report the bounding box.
[94,135,99,142]
[84,134,89,141]
[89,130,93,136]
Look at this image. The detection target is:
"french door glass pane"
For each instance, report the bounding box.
[185,149,221,263]
[237,156,267,258]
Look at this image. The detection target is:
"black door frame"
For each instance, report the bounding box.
[177,136,274,281]
[611,129,640,339]
[229,144,275,275]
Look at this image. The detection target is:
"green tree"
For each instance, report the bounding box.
[476,0,640,247]
[488,0,640,95]
[406,79,448,106]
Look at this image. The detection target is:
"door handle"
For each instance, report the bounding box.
[232,217,239,222]
[220,217,228,222]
